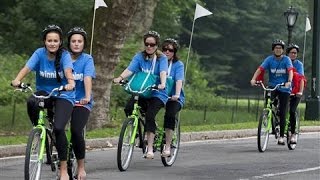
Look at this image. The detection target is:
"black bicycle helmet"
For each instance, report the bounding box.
[67,27,87,49]
[42,24,63,42]
[286,43,300,54]
[272,39,285,50]
[143,31,161,46]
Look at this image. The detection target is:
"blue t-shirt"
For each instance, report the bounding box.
[127,52,168,104]
[260,55,293,93]
[26,47,75,103]
[167,60,185,106]
[73,53,96,111]
[292,59,304,75]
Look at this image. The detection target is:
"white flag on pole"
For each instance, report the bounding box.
[305,17,311,32]
[194,3,213,20]
[95,0,107,10]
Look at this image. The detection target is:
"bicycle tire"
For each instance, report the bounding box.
[257,109,271,152]
[287,111,300,150]
[24,128,43,180]
[45,129,53,166]
[161,119,181,166]
[67,148,77,180]
[117,118,135,171]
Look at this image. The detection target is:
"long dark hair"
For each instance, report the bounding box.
[54,47,65,83]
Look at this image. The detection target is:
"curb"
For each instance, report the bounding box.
[1,126,319,158]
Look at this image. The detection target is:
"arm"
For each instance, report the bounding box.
[158,71,167,90]
[285,69,293,88]
[81,76,92,104]
[250,68,262,86]
[171,80,183,100]
[11,66,31,86]
[113,69,133,83]
[64,68,75,91]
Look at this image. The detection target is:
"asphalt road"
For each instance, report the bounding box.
[1,132,319,180]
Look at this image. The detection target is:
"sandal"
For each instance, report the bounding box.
[145,151,154,159]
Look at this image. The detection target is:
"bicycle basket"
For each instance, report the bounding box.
[124,71,158,98]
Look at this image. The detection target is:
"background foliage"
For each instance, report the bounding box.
[0,0,314,129]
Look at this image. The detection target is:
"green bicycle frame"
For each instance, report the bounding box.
[264,96,273,133]
[129,101,140,145]
[34,110,47,163]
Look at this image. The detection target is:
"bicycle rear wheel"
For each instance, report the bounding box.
[161,119,181,166]
[117,118,135,171]
[257,109,271,152]
[24,128,43,180]
[287,111,300,150]
[67,148,77,180]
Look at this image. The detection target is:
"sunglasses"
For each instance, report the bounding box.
[162,48,174,52]
[145,42,157,47]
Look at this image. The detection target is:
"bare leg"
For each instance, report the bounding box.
[146,132,155,159]
[165,128,173,150]
[77,159,86,180]
[60,161,69,180]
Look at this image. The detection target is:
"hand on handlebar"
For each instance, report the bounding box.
[79,97,90,105]
[170,94,179,101]
[285,82,291,88]
[113,77,123,84]
[158,83,165,90]
[250,79,257,86]
[11,80,21,87]
[64,83,75,91]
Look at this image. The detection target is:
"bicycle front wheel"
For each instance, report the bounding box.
[117,118,135,171]
[161,118,181,167]
[25,128,43,180]
[287,111,300,150]
[257,109,271,152]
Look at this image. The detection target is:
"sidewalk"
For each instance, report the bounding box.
[0,126,319,158]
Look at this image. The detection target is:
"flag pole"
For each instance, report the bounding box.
[302,15,308,65]
[184,19,196,83]
[89,6,97,55]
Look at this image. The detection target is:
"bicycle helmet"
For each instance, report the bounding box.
[143,30,160,46]
[42,24,63,42]
[67,27,87,49]
[272,39,285,50]
[164,38,180,49]
[286,43,300,54]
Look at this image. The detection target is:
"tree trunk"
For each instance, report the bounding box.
[88,0,139,129]
[129,0,160,36]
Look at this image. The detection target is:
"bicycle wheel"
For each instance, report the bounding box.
[67,148,77,180]
[257,109,271,152]
[287,111,300,150]
[24,128,43,180]
[161,119,181,166]
[117,118,135,171]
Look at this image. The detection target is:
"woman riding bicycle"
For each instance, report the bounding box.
[11,24,75,180]
[286,43,306,144]
[113,31,168,159]
[250,39,293,145]
[67,26,96,179]
[161,38,185,157]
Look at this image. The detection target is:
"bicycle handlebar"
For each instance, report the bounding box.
[117,80,159,94]
[256,81,285,91]
[12,83,66,99]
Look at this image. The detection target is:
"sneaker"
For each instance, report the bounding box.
[290,134,297,144]
[162,149,171,157]
[145,151,154,159]
[278,137,285,145]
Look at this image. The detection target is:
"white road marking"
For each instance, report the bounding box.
[253,166,320,179]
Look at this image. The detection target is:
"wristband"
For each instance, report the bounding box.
[119,75,124,80]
